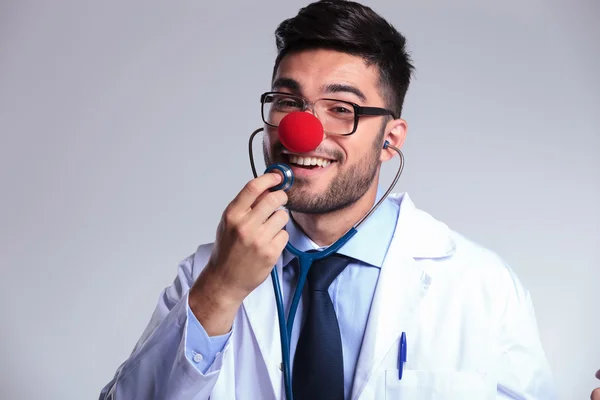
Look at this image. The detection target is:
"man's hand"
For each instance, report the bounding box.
[591,369,600,400]
[189,172,290,335]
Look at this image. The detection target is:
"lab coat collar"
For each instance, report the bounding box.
[389,192,456,259]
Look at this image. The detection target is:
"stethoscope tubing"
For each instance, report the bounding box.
[248,127,404,399]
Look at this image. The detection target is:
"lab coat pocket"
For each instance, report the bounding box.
[384,369,495,400]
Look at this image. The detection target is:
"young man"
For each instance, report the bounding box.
[99,1,556,399]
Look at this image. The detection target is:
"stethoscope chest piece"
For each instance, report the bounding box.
[265,163,294,192]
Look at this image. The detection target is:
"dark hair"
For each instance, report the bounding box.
[273,0,415,118]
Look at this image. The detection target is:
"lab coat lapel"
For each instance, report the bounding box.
[350,194,450,400]
[241,258,283,399]
[350,238,430,399]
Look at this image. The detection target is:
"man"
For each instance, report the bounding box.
[99,1,556,399]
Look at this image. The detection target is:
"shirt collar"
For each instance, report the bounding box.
[282,186,399,269]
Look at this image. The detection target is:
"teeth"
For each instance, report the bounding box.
[289,155,332,167]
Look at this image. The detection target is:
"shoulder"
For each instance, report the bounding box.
[401,203,536,326]
[395,193,529,300]
[445,230,528,299]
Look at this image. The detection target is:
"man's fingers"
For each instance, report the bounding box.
[247,190,288,226]
[272,229,290,251]
[230,173,283,213]
[251,186,281,210]
[260,209,290,240]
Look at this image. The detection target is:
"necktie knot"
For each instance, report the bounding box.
[307,254,351,291]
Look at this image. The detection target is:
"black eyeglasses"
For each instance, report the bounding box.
[260,91,396,136]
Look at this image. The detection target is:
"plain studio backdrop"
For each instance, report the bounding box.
[0,0,598,399]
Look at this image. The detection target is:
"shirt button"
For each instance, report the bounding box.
[193,353,204,363]
[279,362,283,371]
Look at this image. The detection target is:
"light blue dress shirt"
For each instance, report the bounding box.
[184,186,399,397]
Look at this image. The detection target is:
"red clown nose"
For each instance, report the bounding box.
[278,111,324,153]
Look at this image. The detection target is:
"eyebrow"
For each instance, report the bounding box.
[272,78,367,102]
[272,77,301,93]
[323,83,367,102]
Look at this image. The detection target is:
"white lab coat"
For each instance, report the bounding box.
[100,193,556,400]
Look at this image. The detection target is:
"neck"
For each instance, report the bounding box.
[290,182,380,247]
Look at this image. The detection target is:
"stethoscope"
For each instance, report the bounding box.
[247,115,405,400]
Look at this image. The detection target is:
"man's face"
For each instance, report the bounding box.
[263,48,389,214]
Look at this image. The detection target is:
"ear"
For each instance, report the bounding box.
[380,118,407,162]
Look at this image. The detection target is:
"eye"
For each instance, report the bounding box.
[273,97,303,110]
[277,99,301,107]
[330,106,352,114]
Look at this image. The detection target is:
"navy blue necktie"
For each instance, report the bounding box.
[292,253,351,400]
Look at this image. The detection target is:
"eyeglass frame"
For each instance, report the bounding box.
[260,91,398,136]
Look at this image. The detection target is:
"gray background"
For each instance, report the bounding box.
[0,0,598,399]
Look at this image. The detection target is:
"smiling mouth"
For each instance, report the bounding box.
[285,154,336,169]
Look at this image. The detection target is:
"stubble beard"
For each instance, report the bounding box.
[262,130,383,215]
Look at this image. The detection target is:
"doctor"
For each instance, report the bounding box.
[99,1,557,399]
